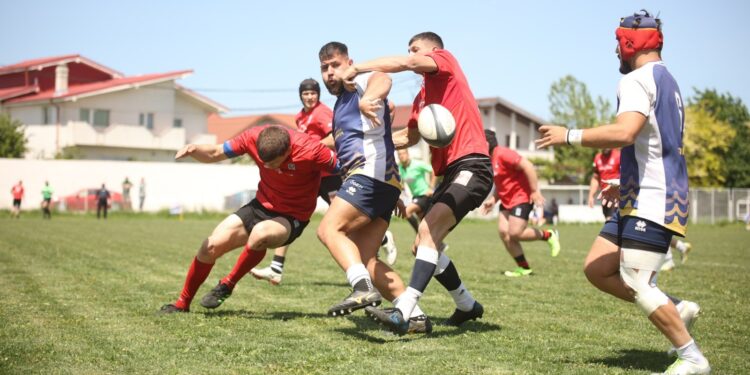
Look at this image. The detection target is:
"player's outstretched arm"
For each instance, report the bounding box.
[175,144,227,163]
[342,55,438,84]
[536,112,647,149]
[359,72,392,127]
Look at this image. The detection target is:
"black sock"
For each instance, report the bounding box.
[409,259,436,292]
[514,254,530,269]
[434,261,462,291]
[407,215,420,232]
[666,293,682,306]
[270,255,285,274]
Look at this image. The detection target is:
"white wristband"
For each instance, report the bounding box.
[567,129,583,146]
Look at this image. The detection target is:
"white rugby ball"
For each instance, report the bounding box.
[418,104,456,148]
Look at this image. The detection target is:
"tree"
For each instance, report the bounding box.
[690,89,750,187]
[683,106,735,187]
[545,75,615,184]
[0,113,27,158]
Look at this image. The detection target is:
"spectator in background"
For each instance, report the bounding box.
[122,177,133,211]
[138,178,146,212]
[41,181,53,219]
[10,180,24,219]
[543,198,559,226]
[96,184,111,220]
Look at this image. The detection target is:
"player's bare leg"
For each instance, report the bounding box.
[583,237,634,302]
[318,197,382,316]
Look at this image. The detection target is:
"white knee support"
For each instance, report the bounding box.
[620,248,668,316]
[433,252,451,276]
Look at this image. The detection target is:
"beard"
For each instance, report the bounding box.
[619,58,633,74]
[324,79,343,96]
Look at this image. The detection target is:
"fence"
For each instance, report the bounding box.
[535,185,750,224]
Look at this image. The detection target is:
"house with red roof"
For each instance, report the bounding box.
[0,54,227,161]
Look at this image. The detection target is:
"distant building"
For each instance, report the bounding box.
[0,54,227,161]
[208,113,296,143]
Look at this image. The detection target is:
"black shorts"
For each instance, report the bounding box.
[602,204,617,219]
[234,199,309,246]
[599,210,675,253]
[318,175,343,204]
[427,153,493,225]
[12,199,21,208]
[411,195,431,213]
[499,202,533,220]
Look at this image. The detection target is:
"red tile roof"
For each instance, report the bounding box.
[0,54,122,77]
[208,113,297,143]
[3,70,193,105]
[0,85,38,101]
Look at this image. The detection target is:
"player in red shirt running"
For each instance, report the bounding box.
[588,148,621,220]
[480,130,561,277]
[158,125,337,314]
[10,180,24,219]
[342,32,492,334]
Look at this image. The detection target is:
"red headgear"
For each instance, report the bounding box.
[615,10,663,61]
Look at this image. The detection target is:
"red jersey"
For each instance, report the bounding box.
[491,147,531,208]
[295,102,334,177]
[11,185,24,200]
[223,126,337,221]
[407,49,488,176]
[593,149,621,189]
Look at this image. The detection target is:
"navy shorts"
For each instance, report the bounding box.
[337,174,400,223]
[599,210,674,253]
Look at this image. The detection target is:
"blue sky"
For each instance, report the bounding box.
[2,0,748,120]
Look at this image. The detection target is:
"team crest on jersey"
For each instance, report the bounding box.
[635,220,647,232]
[287,163,296,171]
[347,186,357,195]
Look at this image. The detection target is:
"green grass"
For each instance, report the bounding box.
[1,214,748,374]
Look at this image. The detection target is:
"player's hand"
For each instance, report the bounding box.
[598,185,619,208]
[481,198,495,215]
[588,195,596,208]
[394,199,407,219]
[359,97,383,127]
[175,144,197,159]
[342,66,358,91]
[425,189,434,197]
[535,125,568,149]
[530,191,545,207]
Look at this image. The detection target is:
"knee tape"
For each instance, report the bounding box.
[433,252,451,276]
[620,248,668,315]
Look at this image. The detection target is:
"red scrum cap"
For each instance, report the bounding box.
[615,10,663,61]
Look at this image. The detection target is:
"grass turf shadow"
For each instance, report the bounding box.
[334,314,502,342]
[200,309,330,321]
[589,349,672,372]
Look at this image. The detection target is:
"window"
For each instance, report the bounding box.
[173,118,182,128]
[93,109,110,127]
[139,112,154,130]
[42,106,57,124]
[505,135,521,148]
[79,108,90,122]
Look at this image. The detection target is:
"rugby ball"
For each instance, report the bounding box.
[418,104,456,148]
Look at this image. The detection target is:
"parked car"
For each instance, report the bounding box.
[55,188,124,212]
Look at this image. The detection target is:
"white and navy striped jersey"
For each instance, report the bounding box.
[617,61,689,236]
[332,72,400,189]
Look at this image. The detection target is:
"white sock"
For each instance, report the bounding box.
[345,263,371,289]
[674,240,687,253]
[676,339,707,364]
[450,282,476,311]
[664,248,674,263]
[394,296,425,318]
[394,287,421,319]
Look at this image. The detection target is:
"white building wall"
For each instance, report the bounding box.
[174,93,210,142]
[0,158,260,212]
[70,81,175,130]
[8,105,45,125]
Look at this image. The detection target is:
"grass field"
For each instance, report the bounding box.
[1,214,748,374]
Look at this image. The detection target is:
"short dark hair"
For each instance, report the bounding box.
[409,32,444,49]
[319,42,348,60]
[257,126,291,162]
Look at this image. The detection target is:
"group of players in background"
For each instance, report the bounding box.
[158,9,710,374]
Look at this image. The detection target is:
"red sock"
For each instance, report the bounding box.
[541,230,551,240]
[221,245,267,288]
[175,257,214,310]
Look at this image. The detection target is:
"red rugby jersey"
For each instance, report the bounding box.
[593,149,621,189]
[407,49,488,176]
[491,147,531,208]
[223,126,337,221]
[295,102,335,177]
